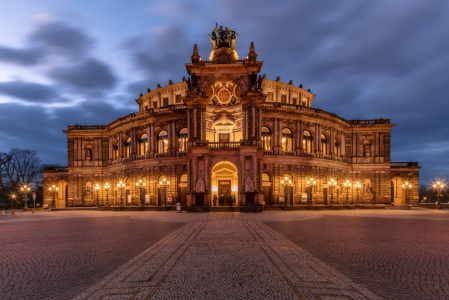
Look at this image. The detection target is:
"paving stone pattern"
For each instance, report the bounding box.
[0,216,184,300]
[265,215,449,300]
[75,213,377,300]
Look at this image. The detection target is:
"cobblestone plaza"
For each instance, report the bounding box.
[1,209,449,299]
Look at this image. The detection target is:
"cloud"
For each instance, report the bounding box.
[49,58,116,92]
[0,81,59,103]
[0,46,45,66]
[28,20,93,58]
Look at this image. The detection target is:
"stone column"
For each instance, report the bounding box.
[258,107,262,140]
[172,121,176,150]
[252,156,257,191]
[242,106,247,140]
[375,132,379,157]
[202,108,206,140]
[150,124,154,151]
[239,156,245,205]
[187,109,191,139]
[167,120,172,149]
[341,132,345,157]
[252,105,255,138]
[330,128,335,154]
[194,108,197,139]
[131,128,137,157]
[118,132,123,158]
[146,124,151,154]
[108,137,112,160]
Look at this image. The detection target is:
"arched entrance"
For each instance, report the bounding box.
[211,162,238,206]
[55,180,68,208]
[392,177,405,206]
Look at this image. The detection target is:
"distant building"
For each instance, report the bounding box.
[43,26,420,209]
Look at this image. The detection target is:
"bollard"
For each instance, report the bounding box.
[48,208,51,212]
[11,210,15,215]
[1,210,5,216]
[32,208,35,213]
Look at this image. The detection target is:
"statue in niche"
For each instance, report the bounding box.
[244,176,254,192]
[196,177,205,193]
[86,148,92,161]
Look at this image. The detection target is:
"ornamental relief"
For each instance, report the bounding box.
[206,80,242,107]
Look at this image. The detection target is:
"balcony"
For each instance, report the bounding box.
[191,140,258,148]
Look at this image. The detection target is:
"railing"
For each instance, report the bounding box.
[391,162,419,167]
[323,155,332,160]
[283,151,295,156]
[67,125,107,130]
[177,151,187,157]
[347,119,390,125]
[155,153,166,158]
[240,140,257,146]
[209,142,240,149]
[136,155,145,160]
[304,153,315,158]
[43,166,68,172]
[263,150,274,155]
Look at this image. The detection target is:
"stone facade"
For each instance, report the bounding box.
[43,27,420,208]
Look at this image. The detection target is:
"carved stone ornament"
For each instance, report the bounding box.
[244,176,254,192]
[196,177,205,193]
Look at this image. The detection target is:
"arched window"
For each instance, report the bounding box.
[113,141,118,160]
[283,174,293,182]
[139,134,148,156]
[124,137,131,158]
[262,173,271,182]
[282,128,293,151]
[261,127,271,150]
[180,173,187,182]
[303,130,312,153]
[157,131,168,153]
[321,133,329,155]
[178,128,188,151]
[335,137,340,157]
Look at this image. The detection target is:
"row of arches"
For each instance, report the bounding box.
[261,127,341,155]
[112,128,188,159]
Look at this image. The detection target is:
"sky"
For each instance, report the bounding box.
[0,0,448,185]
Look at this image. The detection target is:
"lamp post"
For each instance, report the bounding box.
[354,181,362,206]
[104,182,110,209]
[327,178,337,206]
[281,177,292,206]
[306,178,316,206]
[94,183,100,208]
[432,181,444,209]
[212,186,218,206]
[343,180,351,206]
[232,186,238,206]
[136,179,146,208]
[10,194,17,211]
[402,181,412,207]
[20,184,31,211]
[159,178,169,207]
[48,184,59,208]
[117,181,125,209]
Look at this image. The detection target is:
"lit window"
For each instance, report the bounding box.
[139,134,148,155]
[124,137,131,158]
[262,173,271,182]
[113,141,118,160]
[282,128,293,151]
[157,131,168,153]
[261,127,271,150]
[321,133,329,155]
[335,137,340,157]
[178,128,188,151]
[303,130,312,153]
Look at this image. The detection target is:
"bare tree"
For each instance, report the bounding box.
[0,148,42,206]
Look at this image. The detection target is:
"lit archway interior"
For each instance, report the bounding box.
[211,161,238,206]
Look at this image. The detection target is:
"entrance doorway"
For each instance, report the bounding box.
[218,180,231,205]
[211,162,238,206]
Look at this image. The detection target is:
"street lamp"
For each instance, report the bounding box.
[117,181,125,209]
[20,184,31,211]
[343,180,351,206]
[432,181,445,209]
[212,186,218,206]
[327,178,337,206]
[136,179,146,208]
[281,176,292,206]
[232,186,238,206]
[104,182,110,208]
[354,181,362,206]
[10,193,17,211]
[159,178,170,207]
[94,183,100,208]
[402,181,412,207]
[306,178,316,206]
[48,184,59,208]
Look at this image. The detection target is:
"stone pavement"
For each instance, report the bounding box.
[1,209,449,299]
[74,213,377,300]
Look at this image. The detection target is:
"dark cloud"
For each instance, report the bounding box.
[0,46,45,66]
[28,20,93,58]
[49,58,116,91]
[0,81,58,103]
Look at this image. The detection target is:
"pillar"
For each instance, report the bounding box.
[194,108,197,139]
[187,109,191,139]
[108,137,112,160]
[243,107,247,140]
[252,105,255,138]
[341,132,345,157]
[202,108,206,140]
[258,107,262,140]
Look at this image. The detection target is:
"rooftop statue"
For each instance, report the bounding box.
[209,23,238,50]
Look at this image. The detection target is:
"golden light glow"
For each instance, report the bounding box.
[232,186,238,192]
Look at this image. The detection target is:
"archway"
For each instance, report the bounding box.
[392,177,405,206]
[211,162,238,206]
[55,180,68,208]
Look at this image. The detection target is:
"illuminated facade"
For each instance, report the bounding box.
[43,26,420,209]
